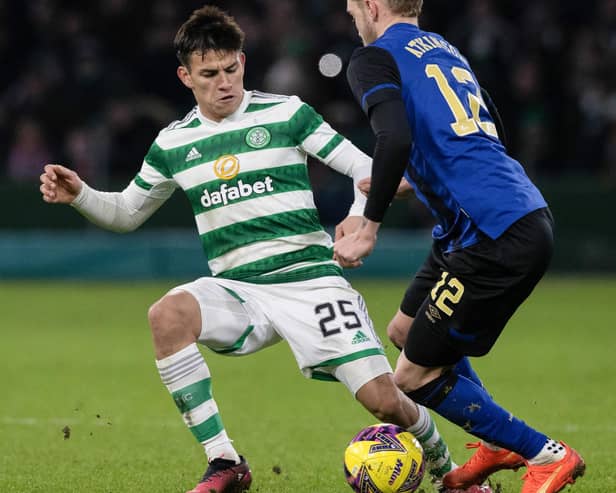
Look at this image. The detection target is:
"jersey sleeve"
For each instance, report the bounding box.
[297,103,345,162]
[133,140,179,199]
[347,45,412,223]
[346,46,403,115]
[295,101,371,217]
[70,138,178,233]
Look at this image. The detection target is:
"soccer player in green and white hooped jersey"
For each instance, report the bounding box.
[142,90,351,284]
[39,6,489,493]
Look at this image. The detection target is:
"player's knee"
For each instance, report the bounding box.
[148,292,199,341]
[386,312,413,349]
[386,320,407,349]
[393,367,424,394]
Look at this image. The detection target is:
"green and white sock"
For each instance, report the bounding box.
[407,405,455,479]
[156,343,240,464]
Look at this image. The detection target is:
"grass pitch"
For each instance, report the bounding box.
[1,277,614,492]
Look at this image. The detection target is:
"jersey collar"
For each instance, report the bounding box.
[378,22,419,40]
[196,90,252,126]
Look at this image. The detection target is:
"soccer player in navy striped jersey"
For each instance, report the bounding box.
[335,1,586,492]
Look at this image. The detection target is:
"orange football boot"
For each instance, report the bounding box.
[443,442,525,489]
[521,442,585,493]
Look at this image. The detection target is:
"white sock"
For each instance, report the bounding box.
[156,343,240,464]
[528,439,566,465]
[482,441,503,451]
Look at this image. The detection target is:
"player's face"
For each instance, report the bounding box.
[178,50,246,122]
[346,0,378,45]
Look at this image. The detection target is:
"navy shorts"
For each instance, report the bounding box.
[402,208,554,366]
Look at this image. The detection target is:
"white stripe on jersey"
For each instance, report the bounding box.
[195,190,316,234]
[173,148,305,189]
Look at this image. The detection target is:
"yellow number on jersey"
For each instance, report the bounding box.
[425,64,498,139]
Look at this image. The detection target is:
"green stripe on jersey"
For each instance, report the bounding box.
[184,163,311,215]
[144,142,173,179]
[171,378,212,414]
[134,174,153,191]
[245,102,284,112]
[238,263,343,284]
[317,133,344,159]
[146,104,323,176]
[217,245,333,280]
[202,208,322,259]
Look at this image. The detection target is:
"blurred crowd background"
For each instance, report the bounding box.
[2,0,616,226]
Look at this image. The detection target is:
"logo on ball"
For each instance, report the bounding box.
[344,424,425,493]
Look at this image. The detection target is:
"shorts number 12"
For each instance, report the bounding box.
[430,271,465,316]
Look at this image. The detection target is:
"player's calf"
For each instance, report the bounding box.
[355,373,410,423]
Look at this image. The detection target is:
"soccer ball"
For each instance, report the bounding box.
[344,424,425,493]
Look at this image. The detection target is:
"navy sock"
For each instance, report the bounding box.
[453,357,483,387]
[407,372,546,458]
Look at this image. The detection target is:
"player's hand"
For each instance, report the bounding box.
[40,164,83,204]
[357,177,414,199]
[333,219,379,269]
[334,215,363,242]
[357,177,371,197]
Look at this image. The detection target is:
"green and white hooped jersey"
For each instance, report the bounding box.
[134,91,357,284]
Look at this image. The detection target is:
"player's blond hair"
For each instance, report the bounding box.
[387,0,423,17]
[352,0,423,17]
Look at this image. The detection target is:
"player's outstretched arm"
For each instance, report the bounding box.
[40,164,83,204]
[40,162,171,233]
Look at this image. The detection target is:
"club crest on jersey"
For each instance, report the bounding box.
[245,126,271,149]
[213,154,240,180]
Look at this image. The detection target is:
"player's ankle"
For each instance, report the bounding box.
[527,439,566,465]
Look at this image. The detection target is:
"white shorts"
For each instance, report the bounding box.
[171,276,392,394]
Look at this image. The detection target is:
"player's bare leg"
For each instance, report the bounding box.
[386,309,414,349]
[149,291,251,493]
[355,373,418,425]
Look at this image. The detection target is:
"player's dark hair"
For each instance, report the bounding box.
[174,5,245,68]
